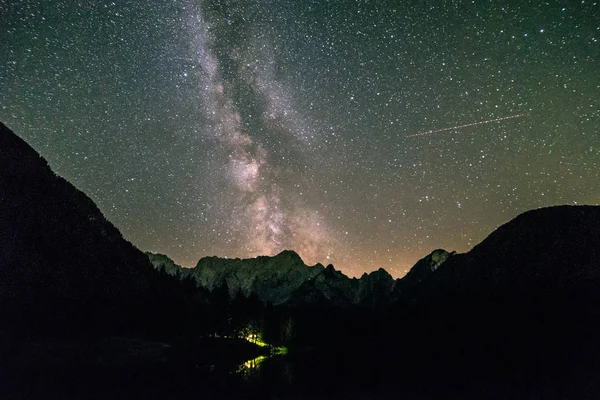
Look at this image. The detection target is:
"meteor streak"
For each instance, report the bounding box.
[408,114,527,137]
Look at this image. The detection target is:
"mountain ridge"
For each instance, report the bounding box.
[0,121,196,341]
[3,120,600,394]
[416,204,600,301]
[4,119,600,335]
[147,247,456,307]
[0,121,156,302]
[148,204,600,310]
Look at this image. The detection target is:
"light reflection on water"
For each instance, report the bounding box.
[236,345,287,376]
[236,354,267,376]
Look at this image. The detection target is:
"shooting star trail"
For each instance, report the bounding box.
[408,114,527,137]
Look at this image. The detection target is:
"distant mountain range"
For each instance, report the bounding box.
[148,202,600,310]
[2,119,599,313]
[147,248,455,308]
[3,120,600,396]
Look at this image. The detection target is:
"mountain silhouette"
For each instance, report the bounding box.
[418,205,600,299]
[399,205,600,390]
[2,121,600,397]
[0,122,195,342]
[0,122,157,302]
[149,202,600,311]
[3,119,597,320]
[147,250,448,307]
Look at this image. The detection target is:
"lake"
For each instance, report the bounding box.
[4,341,600,399]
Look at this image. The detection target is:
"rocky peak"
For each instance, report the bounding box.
[354,267,396,306]
[429,249,454,266]
[146,252,182,276]
[369,268,393,281]
[401,249,456,289]
[188,251,326,304]
[273,250,303,263]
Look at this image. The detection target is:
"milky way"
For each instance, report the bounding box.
[187,4,341,265]
[1,1,598,276]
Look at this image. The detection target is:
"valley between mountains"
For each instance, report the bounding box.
[2,121,600,399]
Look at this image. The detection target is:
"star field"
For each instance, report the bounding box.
[1,0,598,277]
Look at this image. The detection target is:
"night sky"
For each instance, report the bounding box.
[1,1,598,277]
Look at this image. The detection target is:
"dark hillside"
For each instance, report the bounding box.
[0,122,189,339]
[402,206,600,385]
[419,205,600,297]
